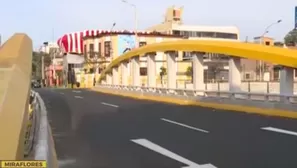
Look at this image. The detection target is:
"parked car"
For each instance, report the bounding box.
[31,80,41,88]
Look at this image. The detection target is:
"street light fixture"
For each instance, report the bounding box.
[121,0,139,48]
[42,42,49,87]
[259,19,282,81]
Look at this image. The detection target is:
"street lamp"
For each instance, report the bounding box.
[121,0,139,48]
[42,42,49,87]
[259,19,282,81]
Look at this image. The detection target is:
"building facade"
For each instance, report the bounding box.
[83,31,183,85]
[146,6,240,82]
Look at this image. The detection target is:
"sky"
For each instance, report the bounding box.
[0,0,296,49]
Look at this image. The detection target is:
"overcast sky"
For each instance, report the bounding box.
[0,0,296,48]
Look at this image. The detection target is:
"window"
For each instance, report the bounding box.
[265,41,270,46]
[98,42,101,57]
[172,30,180,35]
[182,31,189,37]
[182,52,192,60]
[216,33,238,39]
[140,67,147,76]
[201,32,215,38]
[245,73,251,80]
[84,44,87,58]
[139,42,147,47]
[89,43,94,58]
[104,41,111,57]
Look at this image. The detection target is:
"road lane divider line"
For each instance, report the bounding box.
[131,138,216,168]
[161,118,209,133]
[101,102,119,108]
[60,93,64,95]
[261,127,297,137]
[74,96,83,99]
[72,90,81,93]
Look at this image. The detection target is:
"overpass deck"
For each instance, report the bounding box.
[38,88,297,168]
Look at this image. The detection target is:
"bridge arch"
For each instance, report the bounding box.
[99,39,297,80]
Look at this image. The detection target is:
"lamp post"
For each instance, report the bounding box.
[42,42,49,87]
[259,19,282,81]
[122,0,139,48]
[52,48,57,86]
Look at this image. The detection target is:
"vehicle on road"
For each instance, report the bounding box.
[31,80,41,88]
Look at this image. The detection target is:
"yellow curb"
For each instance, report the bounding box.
[91,88,297,119]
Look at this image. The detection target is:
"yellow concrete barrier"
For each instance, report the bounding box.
[0,34,32,159]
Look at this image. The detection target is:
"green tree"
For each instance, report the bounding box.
[32,51,51,79]
[159,66,167,84]
[284,29,297,46]
[185,66,193,82]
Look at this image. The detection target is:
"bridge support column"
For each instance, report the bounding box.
[106,73,112,85]
[166,51,177,89]
[280,66,294,97]
[147,53,156,88]
[229,57,241,92]
[132,56,140,87]
[112,67,119,85]
[121,62,128,86]
[192,52,204,92]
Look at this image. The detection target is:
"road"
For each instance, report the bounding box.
[37,88,297,168]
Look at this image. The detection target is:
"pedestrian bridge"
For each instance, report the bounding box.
[1,33,297,165]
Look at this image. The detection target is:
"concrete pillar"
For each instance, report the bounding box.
[106,73,112,85]
[280,66,294,96]
[112,67,119,85]
[166,51,177,89]
[147,53,156,87]
[131,56,140,86]
[192,52,204,91]
[229,57,241,92]
[121,62,128,86]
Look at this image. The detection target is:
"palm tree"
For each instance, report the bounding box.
[185,66,193,83]
[159,66,167,85]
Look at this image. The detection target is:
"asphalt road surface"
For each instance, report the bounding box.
[37,88,297,168]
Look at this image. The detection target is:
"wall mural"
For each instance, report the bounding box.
[118,35,136,56]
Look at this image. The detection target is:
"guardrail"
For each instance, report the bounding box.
[24,92,38,156]
[33,91,58,168]
[96,84,297,114]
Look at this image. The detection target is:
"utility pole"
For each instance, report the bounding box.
[122,0,139,48]
[52,48,56,86]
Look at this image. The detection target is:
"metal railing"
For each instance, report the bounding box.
[97,84,297,105]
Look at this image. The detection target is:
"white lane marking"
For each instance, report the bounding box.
[161,118,209,133]
[261,127,297,137]
[131,139,216,168]
[72,90,81,93]
[101,102,119,108]
[74,96,83,99]
[58,159,76,167]
[60,92,64,95]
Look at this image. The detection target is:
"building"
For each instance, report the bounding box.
[83,30,183,85]
[40,42,64,86]
[146,6,240,82]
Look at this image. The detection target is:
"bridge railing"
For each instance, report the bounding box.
[95,84,297,118]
